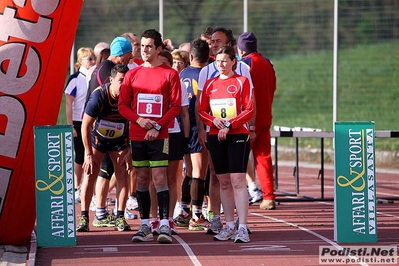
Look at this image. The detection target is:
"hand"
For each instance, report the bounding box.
[83,154,97,175]
[72,127,77,138]
[138,118,155,130]
[119,150,133,173]
[218,127,229,141]
[144,128,160,141]
[212,118,226,130]
[198,127,207,148]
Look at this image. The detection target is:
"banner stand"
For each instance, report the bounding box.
[34,126,76,247]
[334,121,377,243]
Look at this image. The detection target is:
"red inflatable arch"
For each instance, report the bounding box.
[0,0,83,245]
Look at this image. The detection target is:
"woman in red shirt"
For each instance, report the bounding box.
[198,46,254,243]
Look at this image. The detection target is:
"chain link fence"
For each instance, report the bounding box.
[69,0,399,150]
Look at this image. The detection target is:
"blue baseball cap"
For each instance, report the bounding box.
[110,37,132,56]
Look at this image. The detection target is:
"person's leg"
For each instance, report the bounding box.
[179,154,192,217]
[95,176,110,208]
[231,173,248,225]
[96,153,113,210]
[167,160,180,216]
[109,148,131,231]
[80,150,104,211]
[190,149,208,222]
[246,153,263,204]
[253,126,276,210]
[109,149,129,214]
[228,134,251,243]
[216,173,235,224]
[149,180,160,234]
[131,141,153,242]
[208,157,220,215]
[206,135,228,235]
[77,149,104,231]
[136,167,152,221]
[167,159,181,234]
[73,121,84,202]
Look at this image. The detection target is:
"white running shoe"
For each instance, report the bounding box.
[249,188,263,204]
[234,226,250,243]
[213,226,236,241]
[126,196,139,210]
[124,209,138,220]
[157,224,172,243]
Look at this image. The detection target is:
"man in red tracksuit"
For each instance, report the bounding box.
[237,32,277,210]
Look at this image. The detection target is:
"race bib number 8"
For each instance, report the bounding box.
[96,120,125,139]
[137,93,163,117]
[210,98,236,119]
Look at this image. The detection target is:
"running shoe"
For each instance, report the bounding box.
[92,212,116,227]
[151,220,160,235]
[235,217,252,234]
[132,224,153,242]
[174,213,191,227]
[213,226,236,241]
[76,216,89,232]
[259,199,276,210]
[189,215,210,231]
[169,219,178,235]
[126,196,139,210]
[249,188,263,204]
[206,215,223,235]
[124,209,138,220]
[114,216,131,232]
[234,226,250,243]
[157,224,172,243]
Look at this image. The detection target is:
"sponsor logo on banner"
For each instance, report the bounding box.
[34,126,75,247]
[334,122,377,242]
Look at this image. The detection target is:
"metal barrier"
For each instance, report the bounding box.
[270,130,399,201]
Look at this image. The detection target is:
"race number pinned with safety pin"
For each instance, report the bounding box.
[96,120,125,139]
[210,98,237,120]
[137,93,163,117]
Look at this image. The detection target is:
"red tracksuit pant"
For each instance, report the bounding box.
[251,125,276,200]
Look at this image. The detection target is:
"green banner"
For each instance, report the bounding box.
[34,126,76,247]
[334,122,377,243]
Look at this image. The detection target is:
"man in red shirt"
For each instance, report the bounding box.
[237,32,277,210]
[119,29,181,243]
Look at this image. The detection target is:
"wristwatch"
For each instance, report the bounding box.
[224,121,232,129]
[153,123,162,131]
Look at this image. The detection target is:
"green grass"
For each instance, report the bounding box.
[58,41,399,150]
[271,41,399,150]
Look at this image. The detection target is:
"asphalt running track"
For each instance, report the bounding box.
[35,163,399,266]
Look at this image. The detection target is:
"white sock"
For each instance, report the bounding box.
[248,182,257,191]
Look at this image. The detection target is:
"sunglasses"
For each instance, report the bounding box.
[82,57,95,61]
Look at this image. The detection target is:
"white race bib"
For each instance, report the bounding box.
[137,93,163,118]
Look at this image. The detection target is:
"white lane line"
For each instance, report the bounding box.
[173,235,202,266]
[250,212,369,266]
